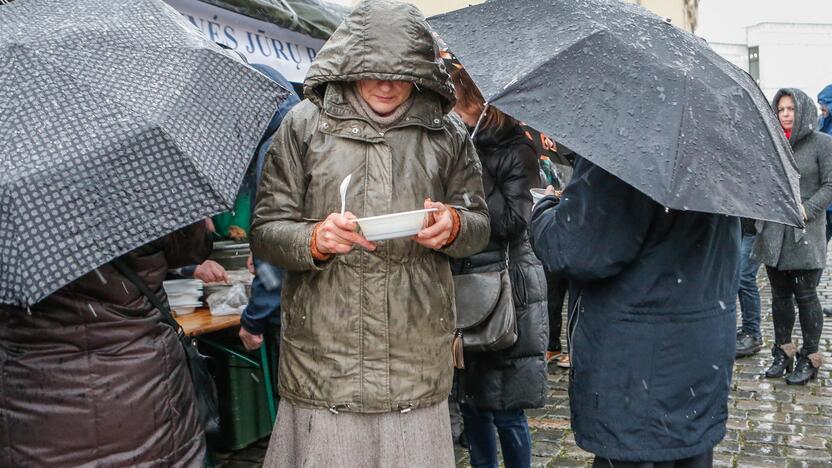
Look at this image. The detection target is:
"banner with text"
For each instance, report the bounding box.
[164,0,325,83]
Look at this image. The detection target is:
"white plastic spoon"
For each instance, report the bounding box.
[339,174,352,215]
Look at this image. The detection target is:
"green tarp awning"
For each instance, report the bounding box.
[201,0,349,40]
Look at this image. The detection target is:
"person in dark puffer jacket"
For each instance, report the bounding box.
[450,66,548,468]
[0,222,211,466]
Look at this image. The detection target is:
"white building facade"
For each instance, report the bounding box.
[709,23,832,103]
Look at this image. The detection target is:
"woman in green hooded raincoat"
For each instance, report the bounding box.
[250,1,490,465]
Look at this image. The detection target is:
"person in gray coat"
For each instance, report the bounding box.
[753,88,832,385]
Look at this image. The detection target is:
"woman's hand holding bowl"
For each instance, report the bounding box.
[414,199,454,250]
[316,212,376,255]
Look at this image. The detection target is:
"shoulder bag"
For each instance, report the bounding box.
[452,254,517,368]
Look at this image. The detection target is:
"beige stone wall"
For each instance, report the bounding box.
[339,0,698,32]
[406,0,485,17]
[623,0,698,32]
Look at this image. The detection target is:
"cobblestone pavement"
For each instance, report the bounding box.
[217,264,832,468]
[454,265,832,467]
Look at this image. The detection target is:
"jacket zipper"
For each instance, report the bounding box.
[567,292,583,379]
[327,403,352,414]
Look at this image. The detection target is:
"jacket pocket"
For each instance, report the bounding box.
[509,267,528,309]
[436,276,456,334]
[282,276,310,335]
[648,309,734,434]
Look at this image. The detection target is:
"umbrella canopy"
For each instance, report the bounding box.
[0,0,289,307]
[429,0,803,227]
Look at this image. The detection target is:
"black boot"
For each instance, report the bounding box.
[785,351,821,385]
[765,344,795,378]
[824,306,832,318]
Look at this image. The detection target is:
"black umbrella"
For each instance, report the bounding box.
[429,0,803,227]
[0,0,289,307]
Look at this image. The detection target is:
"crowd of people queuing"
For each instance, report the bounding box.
[1,0,831,467]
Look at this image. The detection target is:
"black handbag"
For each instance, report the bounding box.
[112,259,221,434]
[452,263,518,368]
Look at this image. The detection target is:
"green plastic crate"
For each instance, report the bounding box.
[203,334,274,451]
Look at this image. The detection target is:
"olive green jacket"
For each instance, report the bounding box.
[250,0,489,413]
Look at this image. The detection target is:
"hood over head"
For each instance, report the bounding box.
[818,84,832,107]
[773,88,818,145]
[818,84,832,135]
[303,0,455,113]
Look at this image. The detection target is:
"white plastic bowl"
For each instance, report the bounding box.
[530,188,547,203]
[355,208,438,242]
[173,306,197,316]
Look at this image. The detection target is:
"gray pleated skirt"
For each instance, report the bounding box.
[263,400,455,467]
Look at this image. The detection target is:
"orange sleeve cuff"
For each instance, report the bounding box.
[310,222,332,262]
[444,208,461,247]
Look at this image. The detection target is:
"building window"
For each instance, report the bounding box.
[749,46,760,85]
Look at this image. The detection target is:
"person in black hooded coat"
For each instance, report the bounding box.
[450,67,548,468]
[531,157,739,467]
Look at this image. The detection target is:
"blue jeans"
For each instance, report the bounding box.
[460,404,531,468]
[738,234,762,338]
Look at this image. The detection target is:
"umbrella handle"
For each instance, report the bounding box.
[470,103,490,141]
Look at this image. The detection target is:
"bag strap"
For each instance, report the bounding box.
[111,258,185,337]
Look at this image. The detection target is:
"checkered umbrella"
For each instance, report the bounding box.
[0,0,289,307]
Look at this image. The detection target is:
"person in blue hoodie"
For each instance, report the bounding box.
[530,157,739,466]
[818,84,832,318]
[819,85,832,136]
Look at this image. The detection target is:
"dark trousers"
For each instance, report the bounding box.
[592,448,713,468]
[827,211,832,243]
[545,269,568,352]
[766,267,824,353]
[460,404,531,468]
[264,325,281,401]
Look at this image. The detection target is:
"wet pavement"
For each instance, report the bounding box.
[217,261,832,467]
[458,264,832,468]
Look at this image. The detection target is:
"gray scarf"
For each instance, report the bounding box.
[345,84,415,131]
